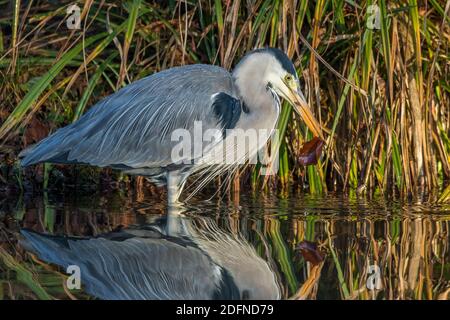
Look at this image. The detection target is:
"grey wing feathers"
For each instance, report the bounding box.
[21,229,226,300]
[20,64,240,171]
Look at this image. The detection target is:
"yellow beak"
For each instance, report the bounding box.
[285,87,324,139]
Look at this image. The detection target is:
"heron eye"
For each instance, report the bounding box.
[285,74,293,82]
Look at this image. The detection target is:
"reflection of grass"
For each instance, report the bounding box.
[1,192,449,300]
[258,195,449,300]
[323,216,449,299]
[0,247,52,300]
[268,219,298,295]
[326,224,350,299]
[0,244,92,300]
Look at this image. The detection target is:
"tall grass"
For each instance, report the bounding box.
[0,0,449,199]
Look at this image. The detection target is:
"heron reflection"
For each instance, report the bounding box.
[21,209,280,300]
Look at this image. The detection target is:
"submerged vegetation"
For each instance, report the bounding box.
[0,0,449,199]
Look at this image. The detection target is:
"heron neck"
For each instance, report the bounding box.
[231,58,279,131]
[233,74,275,112]
[231,56,276,114]
[233,79,279,132]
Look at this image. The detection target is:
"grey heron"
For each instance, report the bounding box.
[20,212,281,300]
[19,48,322,204]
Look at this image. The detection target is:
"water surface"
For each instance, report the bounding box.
[0,190,449,300]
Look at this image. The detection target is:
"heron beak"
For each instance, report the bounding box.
[285,86,323,139]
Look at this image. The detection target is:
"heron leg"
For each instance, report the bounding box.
[166,170,186,205]
[166,170,188,236]
[165,204,188,237]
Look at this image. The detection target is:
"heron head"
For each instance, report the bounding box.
[233,48,323,138]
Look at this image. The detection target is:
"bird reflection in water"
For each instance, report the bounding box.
[20,207,281,300]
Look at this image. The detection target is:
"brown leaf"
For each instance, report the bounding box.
[23,118,49,147]
[297,137,324,166]
[297,240,324,266]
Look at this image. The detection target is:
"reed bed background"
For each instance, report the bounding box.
[0,0,449,200]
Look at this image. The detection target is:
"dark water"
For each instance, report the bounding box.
[0,190,449,300]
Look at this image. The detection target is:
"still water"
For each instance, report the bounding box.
[0,189,449,300]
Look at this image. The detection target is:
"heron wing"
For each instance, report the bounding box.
[212,92,243,134]
[21,229,240,300]
[20,64,243,171]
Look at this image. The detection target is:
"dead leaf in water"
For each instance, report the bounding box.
[298,137,324,166]
[290,240,326,300]
[297,240,324,266]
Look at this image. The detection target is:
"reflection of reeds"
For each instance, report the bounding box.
[0,246,52,300]
[0,192,138,299]
[234,194,450,299]
[0,224,91,300]
[288,214,450,300]
[1,192,449,299]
